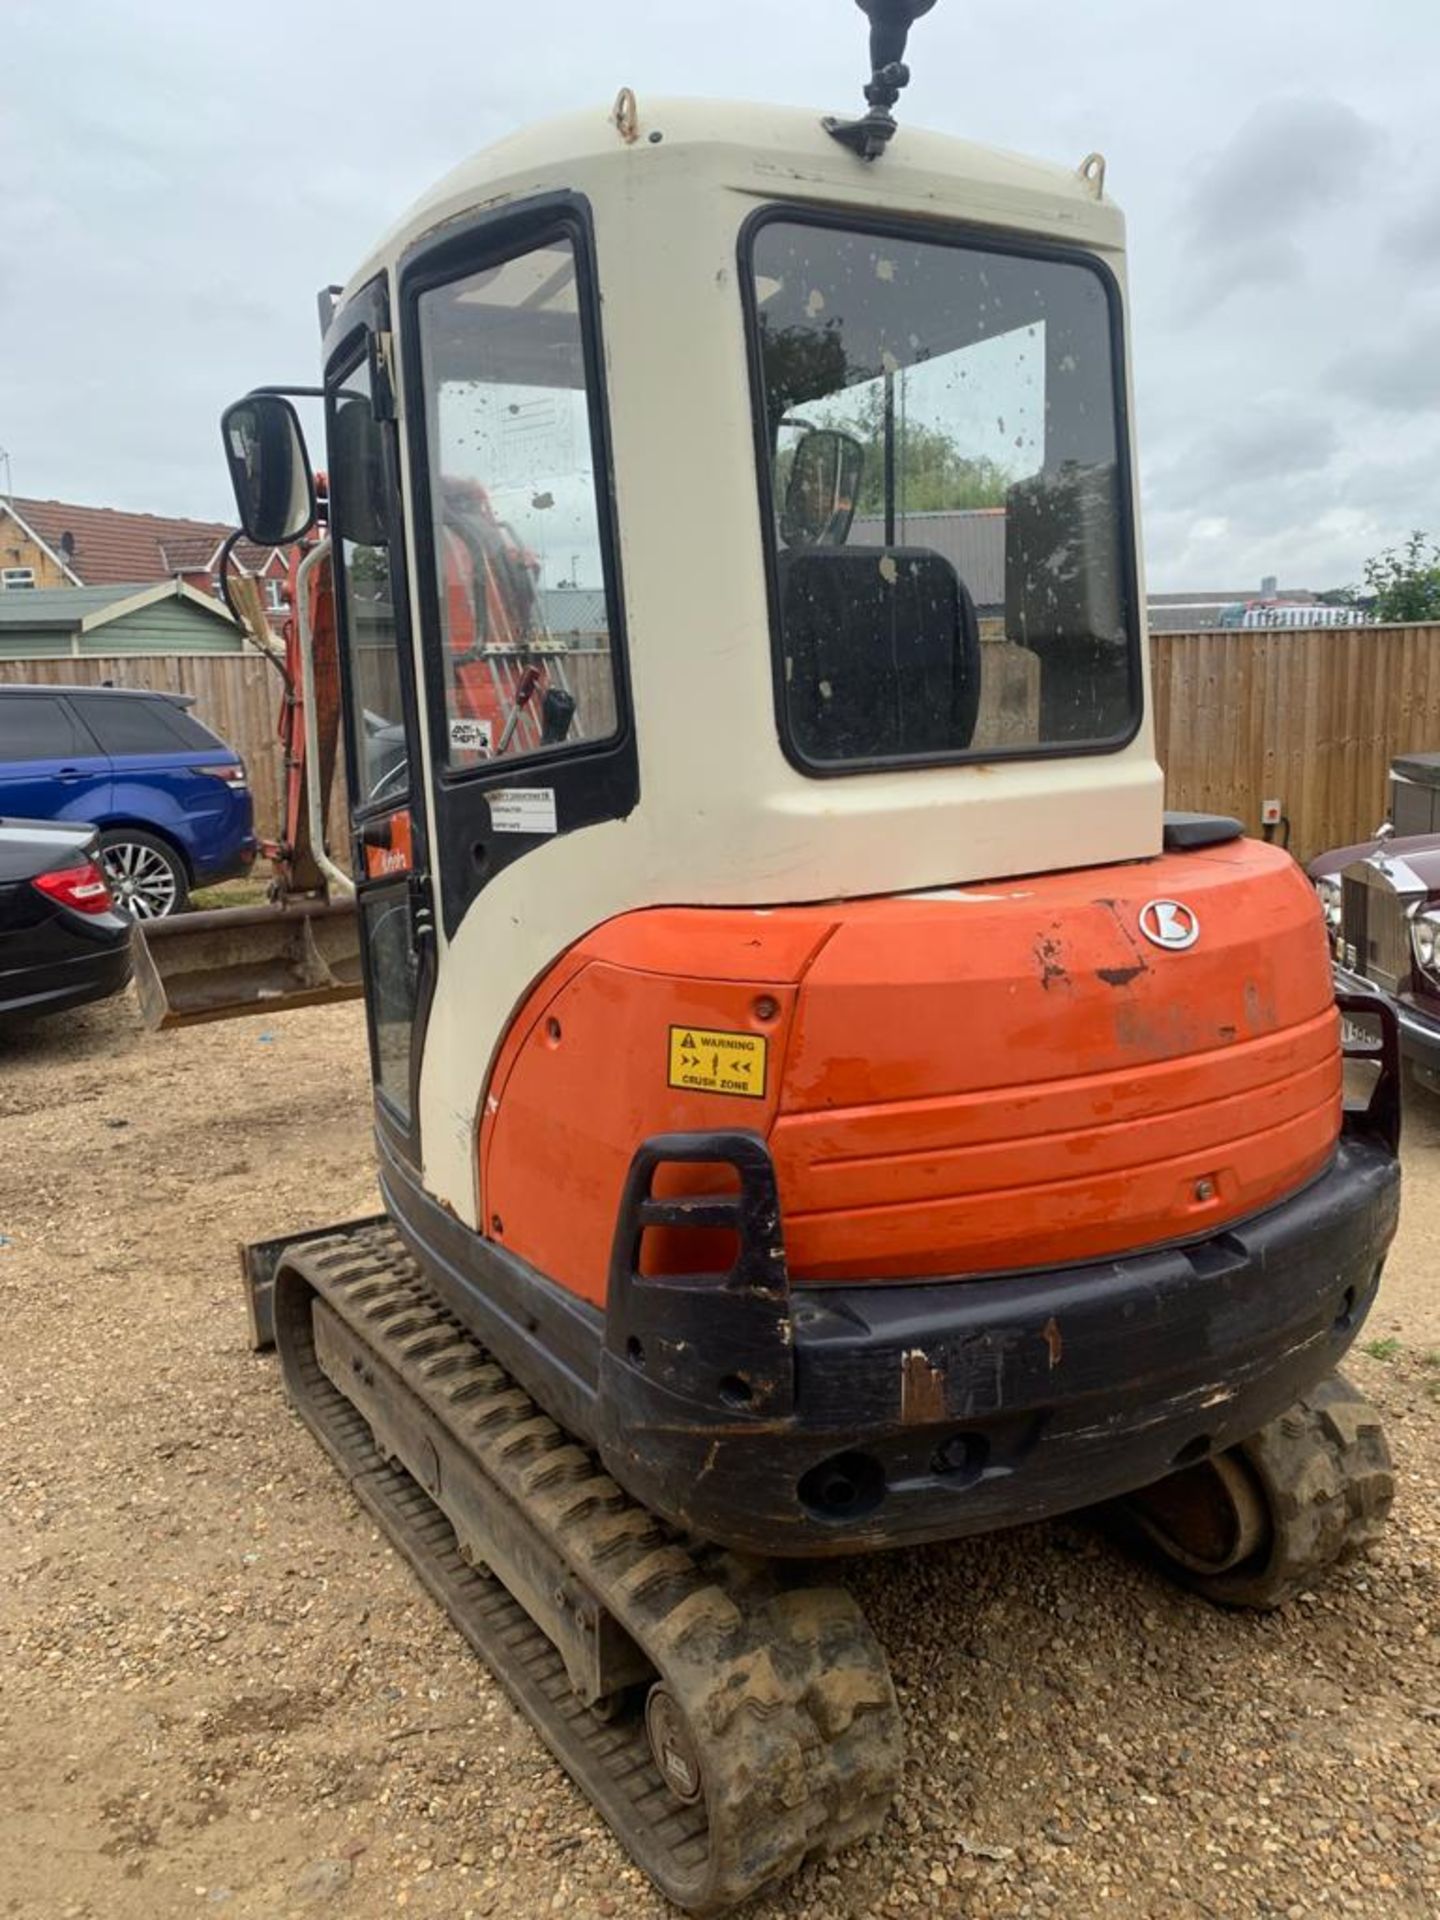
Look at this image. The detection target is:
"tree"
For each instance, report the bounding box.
[1363,531,1440,623]
[830,387,1010,516]
[853,414,1009,514]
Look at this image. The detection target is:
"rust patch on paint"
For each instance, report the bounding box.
[901,1347,947,1425]
[1041,1317,1064,1369]
[1096,963,1146,987]
[1035,931,1068,992]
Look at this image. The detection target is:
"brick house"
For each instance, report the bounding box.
[0,495,286,610]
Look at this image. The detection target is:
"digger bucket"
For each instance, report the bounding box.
[132,897,363,1030]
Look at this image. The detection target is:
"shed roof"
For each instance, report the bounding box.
[0,579,235,634]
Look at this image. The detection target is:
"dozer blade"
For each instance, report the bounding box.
[132,897,362,1030]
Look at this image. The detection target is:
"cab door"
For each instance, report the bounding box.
[324,283,433,1170]
[396,198,637,947]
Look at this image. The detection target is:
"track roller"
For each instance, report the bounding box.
[1115,1371,1395,1610]
[268,1224,903,1915]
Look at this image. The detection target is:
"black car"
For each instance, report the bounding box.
[0,819,133,1019]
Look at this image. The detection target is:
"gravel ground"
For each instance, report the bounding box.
[1,994,1437,1920]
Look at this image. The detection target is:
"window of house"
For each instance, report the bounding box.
[415,231,619,771]
[1,568,36,591]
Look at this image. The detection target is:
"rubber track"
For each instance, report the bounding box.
[1187,1370,1395,1611]
[272,1224,903,1915]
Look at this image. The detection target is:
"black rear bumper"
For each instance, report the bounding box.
[598,1131,1400,1555]
[377,1094,1401,1560]
[0,938,132,1021]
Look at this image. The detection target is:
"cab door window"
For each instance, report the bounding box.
[415,234,620,771]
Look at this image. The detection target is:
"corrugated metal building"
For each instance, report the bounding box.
[850,508,1006,612]
[0,581,242,659]
[539,586,609,640]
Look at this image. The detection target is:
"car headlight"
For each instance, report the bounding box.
[1413,910,1440,975]
[1314,878,1342,929]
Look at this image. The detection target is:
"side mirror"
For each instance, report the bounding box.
[780,429,864,548]
[220,395,316,545]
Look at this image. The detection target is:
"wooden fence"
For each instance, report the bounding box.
[1152,623,1440,862]
[5,626,1439,869]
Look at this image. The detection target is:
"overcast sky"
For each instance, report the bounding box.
[2,0,1436,592]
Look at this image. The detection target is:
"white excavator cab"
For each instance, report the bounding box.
[182,79,1157,1202]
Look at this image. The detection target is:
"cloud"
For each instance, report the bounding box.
[1146,405,1338,511]
[1383,198,1440,266]
[1,0,1437,597]
[1184,97,1383,257]
[1328,314,1440,411]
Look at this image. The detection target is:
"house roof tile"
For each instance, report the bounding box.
[0,496,276,583]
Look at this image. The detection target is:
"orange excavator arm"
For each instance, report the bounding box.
[268,531,343,898]
[132,522,361,1028]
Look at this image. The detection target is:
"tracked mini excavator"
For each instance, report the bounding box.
[137,4,1403,1908]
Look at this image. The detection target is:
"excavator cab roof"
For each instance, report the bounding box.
[342,95,1123,309]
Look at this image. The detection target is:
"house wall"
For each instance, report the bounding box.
[0,513,71,588]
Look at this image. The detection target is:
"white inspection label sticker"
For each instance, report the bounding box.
[487,787,558,835]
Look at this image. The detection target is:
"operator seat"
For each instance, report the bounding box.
[776,545,982,762]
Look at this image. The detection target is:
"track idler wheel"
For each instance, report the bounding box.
[646,1685,705,1804]
[1117,1371,1394,1609]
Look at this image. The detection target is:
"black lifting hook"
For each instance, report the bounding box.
[825,0,940,161]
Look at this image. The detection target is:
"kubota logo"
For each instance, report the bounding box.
[1139,898,1200,950]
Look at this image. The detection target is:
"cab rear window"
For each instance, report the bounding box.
[744,213,1139,773]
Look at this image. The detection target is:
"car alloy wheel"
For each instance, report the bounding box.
[100,837,182,920]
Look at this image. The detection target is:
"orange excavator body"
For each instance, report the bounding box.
[482,837,1341,1308]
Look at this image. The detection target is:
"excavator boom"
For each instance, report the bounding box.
[133,531,362,1027]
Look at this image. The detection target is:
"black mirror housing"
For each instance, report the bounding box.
[221,395,317,546]
[329,391,389,548]
[781,429,864,548]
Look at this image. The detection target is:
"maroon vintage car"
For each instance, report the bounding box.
[1308,752,1440,1094]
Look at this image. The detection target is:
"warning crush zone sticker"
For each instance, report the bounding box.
[667,1026,768,1099]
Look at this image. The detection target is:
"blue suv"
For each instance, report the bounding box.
[0,685,257,918]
